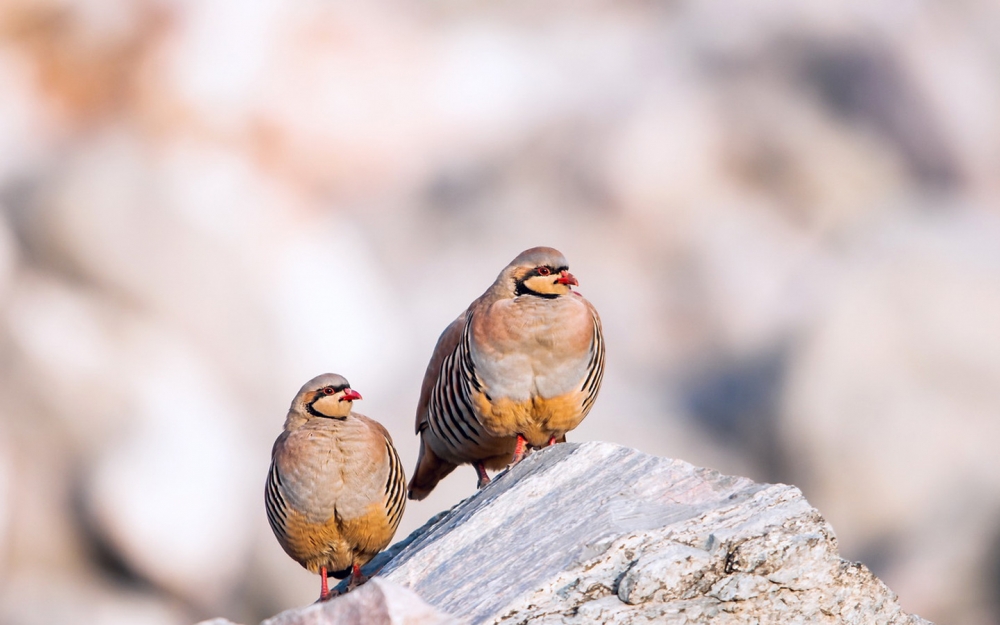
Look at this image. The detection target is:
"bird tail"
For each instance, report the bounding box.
[408,435,457,501]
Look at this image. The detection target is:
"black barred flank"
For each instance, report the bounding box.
[460,311,483,392]
[425,314,488,460]
[580,312,605,413]
[265,462,289,540]
[440,363,468,437]
[432,364,469,451]
[383,439,406,529]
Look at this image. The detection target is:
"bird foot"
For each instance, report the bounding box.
[317,588,341,602]
[474,461,491,489]
[345,563,369,592]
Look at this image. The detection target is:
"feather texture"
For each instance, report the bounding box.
[265,374,405,597]
[409,247,605,500]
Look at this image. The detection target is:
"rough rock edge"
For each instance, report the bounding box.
[196,578,457,625]
[262,578,457,625]
[208,442,933,625]
[361,442,931,625]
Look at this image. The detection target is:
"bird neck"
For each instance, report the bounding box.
[514,281,560,299]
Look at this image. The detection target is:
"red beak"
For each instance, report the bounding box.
[341,388,362,401]
[556,270,578,286]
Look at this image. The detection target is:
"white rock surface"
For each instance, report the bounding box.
[321,442,931,625]
[263,578,457,625]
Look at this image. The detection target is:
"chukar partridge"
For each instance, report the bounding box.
[408,246,605,500]
[265,373,406,601]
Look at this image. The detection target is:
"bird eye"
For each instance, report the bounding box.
[322,387,335,395]
[537,267,551,276]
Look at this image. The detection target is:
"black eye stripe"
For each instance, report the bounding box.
[512,263,570,298]
[317,383,350,396]
[528,265,567,277]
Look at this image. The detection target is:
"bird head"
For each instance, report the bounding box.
[295,373,362,419]
[507,247,578,299]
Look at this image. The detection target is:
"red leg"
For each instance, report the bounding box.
[474,461,490,489]
[511,434,527,464]
[319,566,331,601]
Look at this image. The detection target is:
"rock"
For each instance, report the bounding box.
[262,579,457,625]
[327,441,931,625]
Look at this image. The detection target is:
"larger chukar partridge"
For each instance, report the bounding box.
[408,246,605,500]
[265,373,406,601]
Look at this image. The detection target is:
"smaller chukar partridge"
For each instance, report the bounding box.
[265,374,406,601]
[408,246,605,500]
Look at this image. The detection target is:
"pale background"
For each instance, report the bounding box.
[0,1,998,624]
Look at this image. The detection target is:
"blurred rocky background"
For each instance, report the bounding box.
[0,0,997,623]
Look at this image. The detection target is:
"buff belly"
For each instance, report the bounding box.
[278,502,394,574]
[471,389,589,447]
